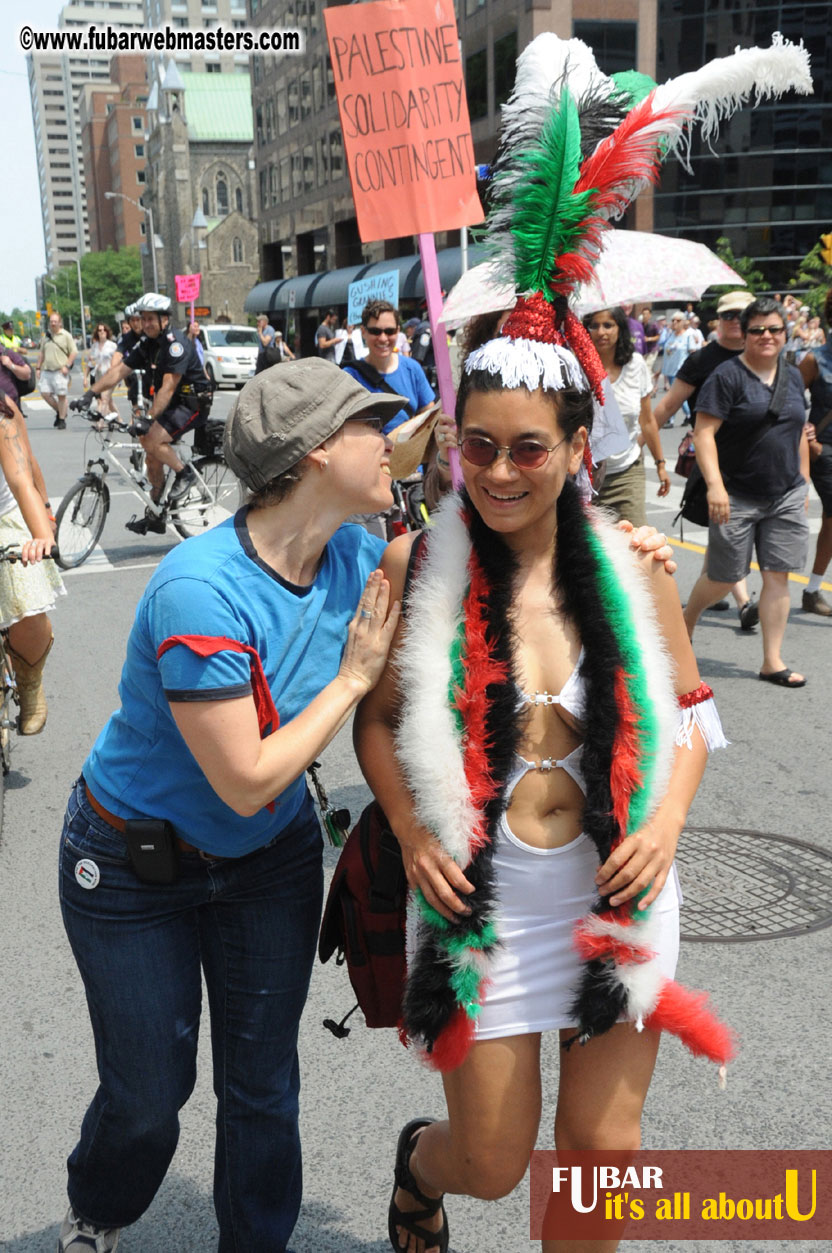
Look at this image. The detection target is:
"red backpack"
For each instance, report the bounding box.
[318,800,407,1032]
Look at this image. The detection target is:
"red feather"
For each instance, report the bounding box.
[610,669,641,843]
[453,556,509,850]
[426,1006,477,1072]
[573,929,655,966]
[645,979,737,1066]
[574,89,689,219]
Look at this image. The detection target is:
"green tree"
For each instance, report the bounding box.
[50,247,143,337]
[788,241,831,316]
[701,235,767,299]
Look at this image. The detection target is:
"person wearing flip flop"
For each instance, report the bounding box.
[349,26,821,1251]
[652,289,761,631]
[683,297,811,687]
[798,287,832,617]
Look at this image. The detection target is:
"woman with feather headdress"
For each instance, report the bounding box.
[355,32,811,1253]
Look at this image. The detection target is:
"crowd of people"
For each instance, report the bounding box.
[2,268,829,1253]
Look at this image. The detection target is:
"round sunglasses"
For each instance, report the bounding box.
[460,434,567,469]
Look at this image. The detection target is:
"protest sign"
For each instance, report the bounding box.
[347,270,400,324]
[175,273,201,303]
[324,0,483,241]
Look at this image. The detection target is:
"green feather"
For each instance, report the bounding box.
[448,609,466,737]
[493,87,594,296]
[583,520,659,834]
[450,964,482,1012]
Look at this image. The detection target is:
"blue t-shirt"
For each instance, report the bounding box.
[344,354,435,433]
[84,510,386,856]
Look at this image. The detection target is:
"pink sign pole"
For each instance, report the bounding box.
[417,232,462,490]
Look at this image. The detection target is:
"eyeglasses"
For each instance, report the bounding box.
[718,311,742,321]
[460,434,566,469]
[746,325,786,337]
[364,326,398,338]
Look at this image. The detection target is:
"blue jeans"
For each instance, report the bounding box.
[59,778,323,1250]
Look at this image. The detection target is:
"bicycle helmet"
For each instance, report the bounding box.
[124,303,141,318]
[136,292,171,314]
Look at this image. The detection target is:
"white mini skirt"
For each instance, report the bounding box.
[473,817,681,1041]
[0,505,65,630]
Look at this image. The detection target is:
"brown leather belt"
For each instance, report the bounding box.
[84,782,223,860]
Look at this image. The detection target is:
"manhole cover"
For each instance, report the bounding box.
[676,827,832,943]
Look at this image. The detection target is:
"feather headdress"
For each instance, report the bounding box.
[468,31,813,403]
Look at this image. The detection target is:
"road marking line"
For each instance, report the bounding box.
[666,538,832,591]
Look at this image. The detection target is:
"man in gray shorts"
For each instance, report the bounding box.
[36,312,77,429]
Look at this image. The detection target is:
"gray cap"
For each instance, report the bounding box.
[223,357,406,490]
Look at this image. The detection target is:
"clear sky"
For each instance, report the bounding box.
[3,5,71,312]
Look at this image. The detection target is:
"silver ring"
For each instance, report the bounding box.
[360,609,372,619]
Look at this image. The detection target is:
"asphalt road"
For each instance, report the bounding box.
[1,385,830,1252]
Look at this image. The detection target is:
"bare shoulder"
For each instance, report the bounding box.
[633,547,700,694]
[379,530,420,602]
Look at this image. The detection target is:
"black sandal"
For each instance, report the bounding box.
[388,1118,449,1253]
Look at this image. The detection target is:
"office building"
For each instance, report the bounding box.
[28,0,145,274]
[143,0,252,86]
[80,55,149,253]
[654,0,831,288]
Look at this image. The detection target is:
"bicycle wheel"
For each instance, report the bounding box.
[54,475,110,569]
[172,455,240,539]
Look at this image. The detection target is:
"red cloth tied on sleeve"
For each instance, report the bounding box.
[157,634,279,812]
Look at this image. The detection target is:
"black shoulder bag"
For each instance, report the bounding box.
[343,358,414,419]
[675,358,790,535]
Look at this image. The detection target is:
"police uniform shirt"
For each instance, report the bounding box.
[123,327,205,405]
[116,328,141,357]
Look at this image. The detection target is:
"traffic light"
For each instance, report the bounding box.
[820,233,832,267]
[35,311,41,325]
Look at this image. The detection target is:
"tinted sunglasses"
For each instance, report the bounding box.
[460,434,566,469]
[746,325,786,337]
[718,311,742,320]
[364,326,399,337]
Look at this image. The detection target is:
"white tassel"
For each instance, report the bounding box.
[676,697,729,752]
[465,335,585,393]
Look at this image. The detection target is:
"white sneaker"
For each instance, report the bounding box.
[57,1205,121,1252]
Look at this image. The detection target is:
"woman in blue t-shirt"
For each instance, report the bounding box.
[57,360,405,1253]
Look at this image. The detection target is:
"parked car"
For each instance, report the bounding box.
[198,324,260,389]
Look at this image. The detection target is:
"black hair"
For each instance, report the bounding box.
[740,296,785,334]
[455,365,594,441]
[361,300,399,328]
[246,462,308,508]
[582,307,633,366]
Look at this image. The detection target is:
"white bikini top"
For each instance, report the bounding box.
[512,649,587,795]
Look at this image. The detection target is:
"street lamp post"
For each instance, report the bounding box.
[57,251,86,348]
[105,191,159,291]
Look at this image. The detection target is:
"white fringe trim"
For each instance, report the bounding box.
[464,336,586,393]
[587,511,678,810]
[676,696,729,752]
[394,496,479,868]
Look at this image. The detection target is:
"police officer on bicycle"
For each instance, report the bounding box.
[80,293,212,531]
[112,302,149,416]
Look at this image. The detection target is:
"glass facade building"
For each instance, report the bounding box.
[655,0,832,288]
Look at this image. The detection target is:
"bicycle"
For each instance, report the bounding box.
[0,545,32,828]
[55,396,239,570]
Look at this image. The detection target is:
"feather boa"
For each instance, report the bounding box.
[396,487,735,1074]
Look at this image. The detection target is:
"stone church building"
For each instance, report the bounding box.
[143,62,259,324]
